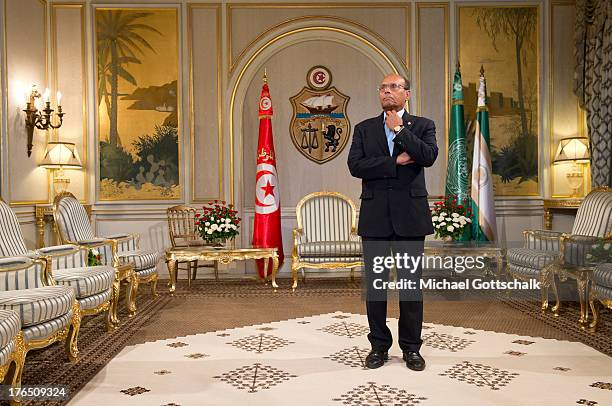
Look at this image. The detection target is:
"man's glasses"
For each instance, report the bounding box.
[377,83,407,92]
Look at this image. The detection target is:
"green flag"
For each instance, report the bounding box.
[470,66,497,242]
[445,64,470,240]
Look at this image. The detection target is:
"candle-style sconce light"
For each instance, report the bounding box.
[22,85,65,157]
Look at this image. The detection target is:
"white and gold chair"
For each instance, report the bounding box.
[0,200,115,330]
[0,257,81,365]
[167,205,218,284]
[53,193,160,303]
[507,187,612,323]
[292,191,363,290]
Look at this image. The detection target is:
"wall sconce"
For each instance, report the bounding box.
[23,85,64,157]
[554,137,590,197]
[39,141,82,196]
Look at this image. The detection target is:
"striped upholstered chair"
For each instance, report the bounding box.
[507,187,612,318]
[0,199,115,330]
[590,262,612,331]
[0,257,81,364]
[54,192,161,300]
[292,191,363,290]
[0,309,24,406]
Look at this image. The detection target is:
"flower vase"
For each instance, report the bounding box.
[441,235,455,245]
[211,238,226,250]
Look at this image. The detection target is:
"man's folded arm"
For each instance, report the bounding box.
[347,125,397,180]
[393,120,438,167]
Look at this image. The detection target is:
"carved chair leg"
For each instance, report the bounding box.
[151,275,158,297]
[540,279,549,312]
[588,297,599,332]
[577,279,588,325]
[110,279,120,326]
[131,275,140,305]
[292,264,300,291]
[105,303,115,332]
[127,273,136,317]
[551,273,561,316]
[66,301,81,362]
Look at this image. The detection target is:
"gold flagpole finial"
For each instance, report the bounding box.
[480,65,485,76]
[263,68,268,83]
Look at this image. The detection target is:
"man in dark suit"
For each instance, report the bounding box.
[347,73,438,371]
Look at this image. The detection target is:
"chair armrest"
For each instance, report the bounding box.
[349,226,361,242]
[36,244,87,270]
[0,257,51,289]
[523,229,565,251]
[75,239,118,267]
[104,233,140,252]
[560,234,600,267]
[293,228,304,259]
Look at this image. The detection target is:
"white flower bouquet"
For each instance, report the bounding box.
[195,200,241,246]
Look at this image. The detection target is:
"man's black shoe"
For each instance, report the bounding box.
[403,351,425,371]
[365,350,389,369]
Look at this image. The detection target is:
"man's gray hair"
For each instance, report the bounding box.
[399,75,411,90]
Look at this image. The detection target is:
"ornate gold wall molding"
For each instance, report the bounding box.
[416,2,449,196]
[4,0,49,206]
[549,0,589,198]
[226,2,411,74]
[188,3,223,203]
[51,2,88,203]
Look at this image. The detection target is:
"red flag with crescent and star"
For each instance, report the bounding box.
[252,75,284,278]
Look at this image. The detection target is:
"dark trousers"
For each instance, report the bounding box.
[362,234,425,353]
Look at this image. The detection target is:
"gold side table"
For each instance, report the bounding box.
[110,263,138,326]
[35,203,92,248]
[543,199,582,230]
[165,246,279,293]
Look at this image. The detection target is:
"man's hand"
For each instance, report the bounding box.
[385,109,403,131]
[396,152,414,165]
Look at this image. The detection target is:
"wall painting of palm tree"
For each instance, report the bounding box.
[95,8,180,200]
[459,6,540,196]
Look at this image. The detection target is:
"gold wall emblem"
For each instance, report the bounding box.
[289,67,350,164]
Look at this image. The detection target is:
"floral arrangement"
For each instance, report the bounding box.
[431,194,473,240]
[586,238,612,264]
[195,200,241,245]
[87,248,102,266]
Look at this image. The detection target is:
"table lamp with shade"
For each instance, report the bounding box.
[39,141,82,196]
[553,137,590,197]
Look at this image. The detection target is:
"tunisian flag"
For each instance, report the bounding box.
[252,78,284,278]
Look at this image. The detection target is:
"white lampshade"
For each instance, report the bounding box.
[39,142,82,169]
[553,137,590,164]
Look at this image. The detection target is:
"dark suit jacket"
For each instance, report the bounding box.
[347,111,438,237]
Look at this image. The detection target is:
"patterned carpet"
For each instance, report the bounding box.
[10,277,612,405]
[69,312,612,406]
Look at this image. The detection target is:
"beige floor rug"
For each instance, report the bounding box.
[69,312,612,406]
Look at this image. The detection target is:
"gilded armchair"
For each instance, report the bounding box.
[53,192,159,309]
[0,199,115,330]
[167,205,218,284]
[0,257,81,364]
[507,187,612,324]
[292,191,363,290]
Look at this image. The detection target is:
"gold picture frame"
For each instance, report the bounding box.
[457,4,541,197]
[94,7,181,201]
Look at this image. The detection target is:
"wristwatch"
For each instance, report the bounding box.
[393,125,403,134]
